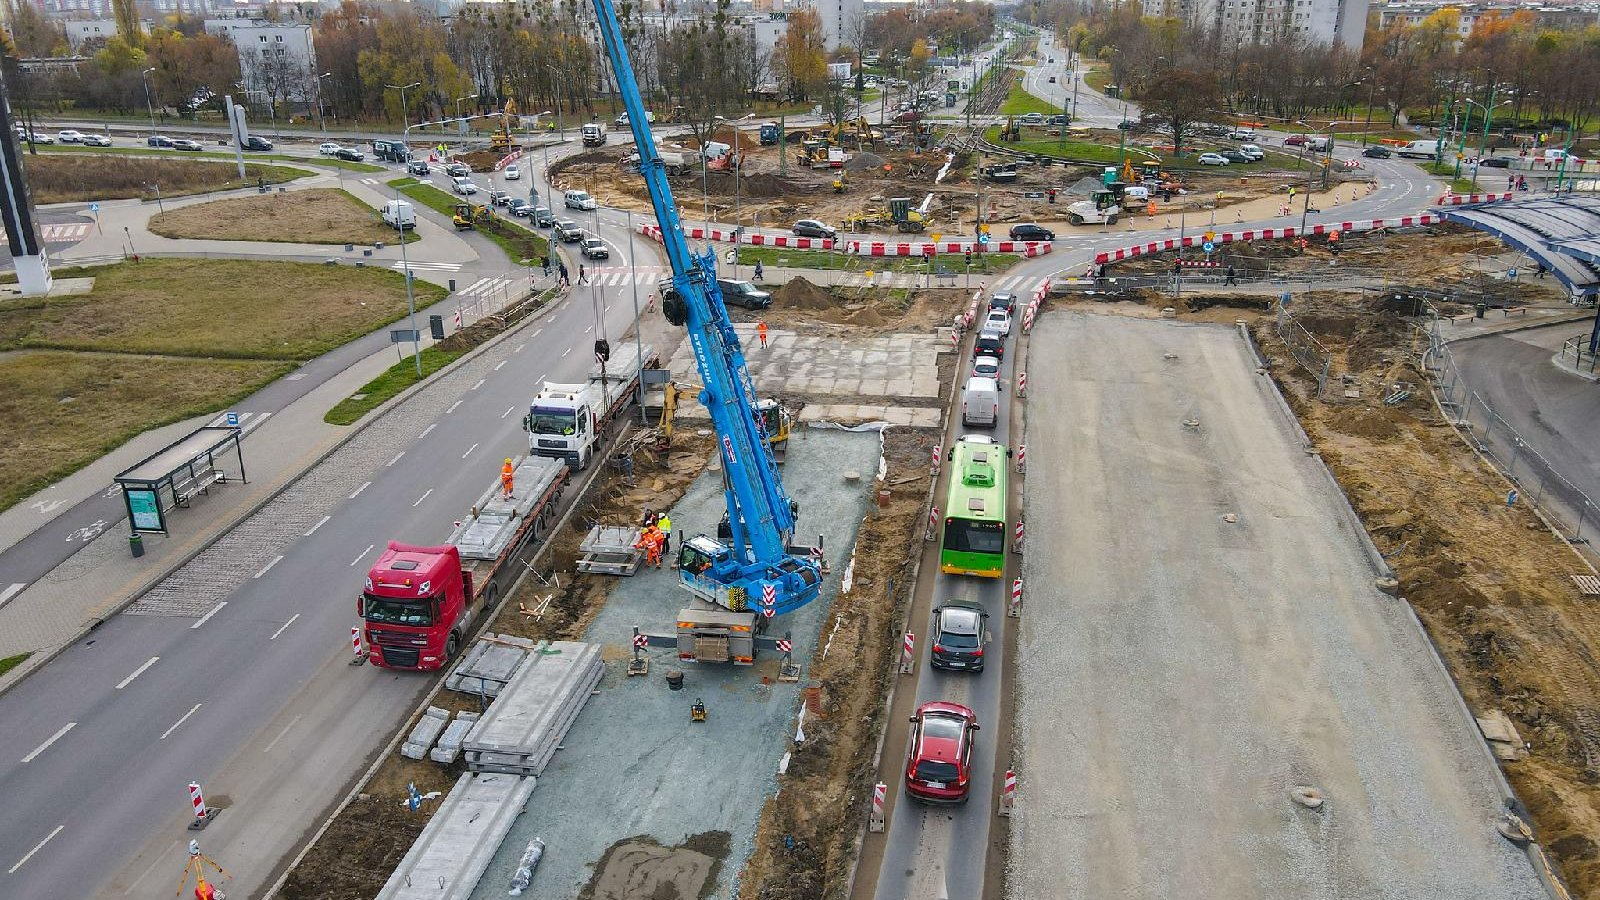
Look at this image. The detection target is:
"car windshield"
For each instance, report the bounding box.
[362,593,433,626]
[530,406,577,435]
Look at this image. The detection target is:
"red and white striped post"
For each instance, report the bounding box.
[931,444,942,477]
[350,626,365,667]
[1013,519,1025,553]
[189,781,212,828]
[926,506,939,542]
[950,330,960,351]
[1016,444,1026,473]
[1017,371,1027,397]
[900,631,915,674]
[869,782,887,832]
[1008,577,1023,618]
[998,769,1016,817]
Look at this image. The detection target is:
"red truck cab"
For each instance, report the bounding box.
[360,541,471,670]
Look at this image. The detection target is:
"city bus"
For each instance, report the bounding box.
[939,436,1009,578]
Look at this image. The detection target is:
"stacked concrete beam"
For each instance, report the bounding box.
[444,634,540,698]
[431,711,480,764]
[464,641,603,776]
[400,706,450,760]
[375,772,536,900]
[448,456,566,561]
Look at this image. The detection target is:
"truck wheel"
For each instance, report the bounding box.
[1107,214,1118,225]
[1070,214,1083,225]
[446,632,460,661]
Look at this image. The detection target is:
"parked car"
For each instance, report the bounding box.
[319,141,342,155]
[893,109,922,124]
[504,164,521,180]
[79,134,112,147]
[1008,223,1054,241]
[1018,112,1045,126]
[555,219,584,242]
[1046,114,1068,126]
[1117,119,1137,130]
[1238,143,1264,161]
[983,308,1012,337]
[792,219,836,239]
[1197,152,1230,166]
[1362,144,1392,159]
[1229,128,1256,140]
[147,135,174,148]
[580,236,609,259]
[56,129,85,143]
[930,602,989,671]
[1219,149,1251,164]
[171,139,204,151]
[25,131,55,144]
[445,162,471,178]
[489,189,512,206]
[241,135,273,151]
[334,147,365,161]
[972,355,1001,381]
[987,291,1017,313]
[452,177,478,195]
[613,110,656,127]
[1283,134,1310,147]
[903,701,980,804]
[1201,124,1230,137]
[508,198,531,217]
[407,160,431,176]
[532,206,555,227]
[715,279,772,310]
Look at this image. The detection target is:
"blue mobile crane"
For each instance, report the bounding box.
[588,0,822,622]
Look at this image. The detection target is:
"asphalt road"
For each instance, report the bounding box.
[1008,313,1544,900]
[0,155,660,898]
[1019,32,1133,128]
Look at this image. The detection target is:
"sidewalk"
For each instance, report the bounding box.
[1437,304,1592,343]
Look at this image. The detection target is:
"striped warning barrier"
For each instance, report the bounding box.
[900,632,916,674]
[351,626,361,657]
[1017,371,1027,397]
[1014,520,1025,553]
[1092,213,1443,265]
[926,506,940,542]
[1434,191,1514,206]
[998,769,1016,816]
[635,222,1053,257]
[1016,444,1026,473]
[931,444,942,477]
[1009,578,1023,618]
[870,782,888,832]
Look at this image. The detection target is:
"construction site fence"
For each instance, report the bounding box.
[1423,319,1600,547]
[1559,332,1600,374]
[1274,303,1333,398]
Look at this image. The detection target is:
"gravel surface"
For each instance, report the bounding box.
[1007,312,1545,900]
[469,428,882,899]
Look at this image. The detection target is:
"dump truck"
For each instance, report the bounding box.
[1067,187,1121,225]
[524,342,657,469]
[581,122,607,146]
[658,150,699,175]
[359,455,568,670]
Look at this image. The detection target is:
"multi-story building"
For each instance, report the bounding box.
[1376,0,1600,34]
[63,18,121,47]
[1141,0,1369,48]
[204,19,317,104]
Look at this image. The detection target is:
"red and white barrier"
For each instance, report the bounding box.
[635,222,1053,257]
[1017,371,1027,397]
[1016,443,1026,472]
[870,782,888,832]
[901,631,916,674]
[931,444,942,477]
[1013,519,1025,553]
[1009,578,1023,618]
[189,781,211,826]
[351,626,361,658]
[1093,214,1442,265]
[926,506,940,542]
[998,769,1017,817]
[950,330,960,351]
[1434,192,1513,206]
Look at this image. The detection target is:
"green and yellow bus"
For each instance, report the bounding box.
[939,436,1009,578]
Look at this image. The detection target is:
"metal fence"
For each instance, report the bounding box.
[1423,319,1600,545]
[1275,303,1333,398]
[1559,332,1599,374]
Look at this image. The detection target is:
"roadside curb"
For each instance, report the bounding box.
[0,284,565,701]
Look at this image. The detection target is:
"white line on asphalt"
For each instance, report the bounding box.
[462,442,479,459]
[419,423,437,439]
[269,614,300,641]
[532,329,543,338]
[387,451,405,467]
[115,657,159,690]
[160,704,202,740]
[190,601,227,630]
[472,378,486,390]
[8,825,63,873]
[304,515,331,537]
[584,323,593,334]
[413,489,432,507]
[446,400,463,414]
[254,555,284,579]
[0,582,25,610]
[536,372,546,382]
[516,342,527,352]
[242,411,273,436]
[502,406,515,419]
[20,723,75,763]
[494,360,507,371]
[349,481,371,499]
[350,544,375,567]
[263,714,303,753]
[562,347,571,357]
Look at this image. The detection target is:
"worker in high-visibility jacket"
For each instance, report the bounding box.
[635,525,663,568]
[500,458,515,500]
[656,512,672,555]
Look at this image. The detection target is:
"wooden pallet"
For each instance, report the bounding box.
[1572,574,1600,597]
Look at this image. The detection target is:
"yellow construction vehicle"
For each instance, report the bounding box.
[887,197,926,233]
[657,382,788,462]
[833,171,848,193]
[1001,117,1021,142]
[490,98,518,154]
[453,202,491,230]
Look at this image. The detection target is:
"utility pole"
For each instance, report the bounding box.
[386,81,421,154]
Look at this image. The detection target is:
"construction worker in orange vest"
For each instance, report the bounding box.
[500,458,515,500]
[757,320,769,349]
[635,525,663,568]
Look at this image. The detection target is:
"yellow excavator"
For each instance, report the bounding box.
[657,382,790,461]
[833,170,848,193]
[453,202,491,230]
[490,98,517,154]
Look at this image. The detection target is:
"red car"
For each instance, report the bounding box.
[904,701,980,803]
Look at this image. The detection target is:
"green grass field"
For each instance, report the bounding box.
[999,82,1062,118]
[324,345,466,426]
[148,188,415,245]
[31,142,385,172]
[390,177,550,264]
[0,653,32,677]
[25,153,310,204]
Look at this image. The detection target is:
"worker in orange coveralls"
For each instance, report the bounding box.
[500,458,515,500]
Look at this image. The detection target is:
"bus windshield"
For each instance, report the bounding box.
[942,519,1005,555]
[362,594,434,626]
[529,406,577,435]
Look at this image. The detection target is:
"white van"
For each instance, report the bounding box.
[381,199,415,230]
[1397,140,1440,159]
[564,189,597,211]
[961,376,1000,428]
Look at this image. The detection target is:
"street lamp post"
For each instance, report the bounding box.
[533,110,553,209]
[315,72,332,135]
[454,93,478,147]
[1361,67,1377,146]
[386,81,421,152]
[544,65,564,141]
[142,67,157,134]
[394,184,422,378]
[716,113,754,277]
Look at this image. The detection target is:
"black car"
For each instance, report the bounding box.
[407,160,430,176]
[1362,145,1392,159]
[489,190,512,207]
[445,162,470,178]
[240,135,273,151]
[792,219,836,239]
[716,279,772,310]
[532,206,555,227]
[1220,149,1251,164]
[508,198,531,217]
[988,291,1017,313]
[334,147,365,161]
[930,603,988,672]
[147,135,175,148]
[1009,223,1054,241]
[1480,156,1512,168]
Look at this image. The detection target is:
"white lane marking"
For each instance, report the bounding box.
[0,582,26,611]
[562,347,571,357]
[516,342,527,352]
[387,451,405,467]
[531,329,543,338]
[304,515,331,537]
[263,714,303,753]
[446,400,463,414]
[190,601,228,629]
[494,360,507,371]
[419,423,437,440]
[160,703,202,740]
[413,489,432,507]
[350,544,375,567]
[472,378,486,390]
[349,481,371,499]
[20,723,75,763]
[269,613,300,641]
[535,372,546,382]
[584,323,593,334]
[254,555,284,579]
[502,406,515,419]
[8,825,64,873]
[462,442,479,459]
[115,657,159,690]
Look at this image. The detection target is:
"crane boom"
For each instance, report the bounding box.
[588,0,821,615]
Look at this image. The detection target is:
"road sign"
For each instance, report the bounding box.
[776,638,792,654]
[931,232,941,242]
[390,329,420,343]
[225,411,239,427]
[632,633,649,650]
[88,202,100,213]
[1203,230,1215,242]
[1203,241,1214,254]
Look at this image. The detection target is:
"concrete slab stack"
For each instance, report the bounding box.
[374,772,536,900]
[400,706,450,760]
[444,634,540,698]
[464,641,603,776]
[448,456,566,561]
[431,711,480,764]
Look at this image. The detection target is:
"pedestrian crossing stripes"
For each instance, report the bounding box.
[0,222,91,244]
[360,178,380,186]
[205,411,273,435]
[459,274,516,298]
[390,260,463,273]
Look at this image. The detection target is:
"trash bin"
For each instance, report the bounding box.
[1475,302,1488,319]
[129,533,145,558]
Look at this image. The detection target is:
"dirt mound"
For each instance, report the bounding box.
[772,277,836,311]
[579,831,729,900]
[724,171,804,198]
[845,151,884,172]
[457,149,501,172]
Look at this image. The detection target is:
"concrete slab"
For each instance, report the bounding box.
[400,706,449,761]
[464,641,604,776]
[666,330,942,400]
[444,634,540,699]
[376,772,536,900]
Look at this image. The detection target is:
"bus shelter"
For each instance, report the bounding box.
[114,425,246,536]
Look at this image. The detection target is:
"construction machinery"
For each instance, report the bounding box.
[888,196,927,232]
[1000,117,1021,142]
[591,0,823,641]
[1066,187,1121,226]
[453,202,492,230]
[844,194,931,232]
[490,98,518,154]
[833,170,849,193]
[656,383,790,463]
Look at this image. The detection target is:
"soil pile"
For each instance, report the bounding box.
[845,151,885,172]
[772,277,836,311]
[458,149,502,172]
